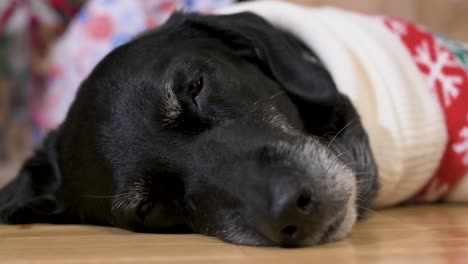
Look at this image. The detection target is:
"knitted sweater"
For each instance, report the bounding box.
[217,1,468,207]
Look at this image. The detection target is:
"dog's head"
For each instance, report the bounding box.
[0,12,378,247]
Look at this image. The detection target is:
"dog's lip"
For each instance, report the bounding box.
[218,225,279,247]
[316,212,347,245]
[207,203,350,247]
[237,217,346,247]
[277,220,340,247]
[209,212,348,247]
[320,217,342,242]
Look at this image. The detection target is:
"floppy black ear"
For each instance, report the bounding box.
[180,12,339,107]
[0,132,64,224]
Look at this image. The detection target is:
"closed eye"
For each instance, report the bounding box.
[188,77,204,107]
[160,82,183,126]
[137,201,154,220]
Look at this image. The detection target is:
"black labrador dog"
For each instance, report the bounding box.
[0,12,379,247]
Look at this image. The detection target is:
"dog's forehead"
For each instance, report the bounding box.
[122,38,232,79]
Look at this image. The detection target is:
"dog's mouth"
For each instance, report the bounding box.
[183,136,359,247]
[201,182,357,248]
[209,202,356,248]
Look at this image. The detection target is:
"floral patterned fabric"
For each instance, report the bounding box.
[0,0,84,166]
[40,0,233,131]
[0,0,232,168]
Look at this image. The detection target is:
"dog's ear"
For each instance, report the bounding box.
[0,133,64,224]
[178,12,338,107]
[172,12,340,132]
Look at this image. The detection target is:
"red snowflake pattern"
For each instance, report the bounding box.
[383,17,468,202]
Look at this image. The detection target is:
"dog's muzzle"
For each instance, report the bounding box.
[188,120,357,247]
[251,139,356,246]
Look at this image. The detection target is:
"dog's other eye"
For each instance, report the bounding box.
[188,77,204,105]
[137,201,154,219]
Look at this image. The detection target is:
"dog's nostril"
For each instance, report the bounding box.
[281,225,298,238]
[296,191,314,214]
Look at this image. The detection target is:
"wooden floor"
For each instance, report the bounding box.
[0,205,467,263]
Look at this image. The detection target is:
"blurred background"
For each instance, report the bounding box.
[1,0,468,186]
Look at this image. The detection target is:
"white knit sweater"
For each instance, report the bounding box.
[217,1,468,207]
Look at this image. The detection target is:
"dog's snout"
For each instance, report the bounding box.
[296,190,315,215]
[194,130,355,246]
[275,189,318,244]
[273,188,317,219]
[255,180,326,246]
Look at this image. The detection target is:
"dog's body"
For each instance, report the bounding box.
[1,1,466,247]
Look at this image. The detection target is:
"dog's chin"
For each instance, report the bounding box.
[307,191,358,246]
[214,193,357,247]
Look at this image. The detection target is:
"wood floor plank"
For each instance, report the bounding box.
[0,205,467,264]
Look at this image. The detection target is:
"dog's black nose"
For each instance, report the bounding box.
[255,181,324,246]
